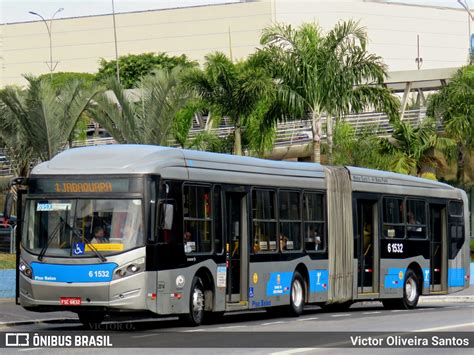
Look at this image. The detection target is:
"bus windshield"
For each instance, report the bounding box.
[23,199,144,257]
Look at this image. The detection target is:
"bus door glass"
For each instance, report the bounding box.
[225,191,248,303]
[429,203,447,291]
[356,199,379,294]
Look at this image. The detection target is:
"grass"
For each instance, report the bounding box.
[0,253,15,269]
[471,239,474,262]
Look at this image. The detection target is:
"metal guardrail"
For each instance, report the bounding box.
[0,225,14,254]
[187,108,428,147]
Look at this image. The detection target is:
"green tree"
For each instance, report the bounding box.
[427,65,474,185]
[184,52,275,156]
[330,121,391,170]
[259,20,400,163]
[89,66,195,145]
[38,72,97,90]
[96,53,197,89]
[379,117,454,176]
[0,76,99,165]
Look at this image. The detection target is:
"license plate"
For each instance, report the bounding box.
[59,297,82,305]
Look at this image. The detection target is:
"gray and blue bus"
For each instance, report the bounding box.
[14,145,470,327]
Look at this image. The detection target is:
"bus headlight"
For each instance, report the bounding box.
[113,258,145,280]
[19,260,32,279]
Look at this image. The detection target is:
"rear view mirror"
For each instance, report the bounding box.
[159,202,174,231]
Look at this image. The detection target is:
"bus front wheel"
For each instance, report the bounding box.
[289,271,305,316]
[180,276,205,326]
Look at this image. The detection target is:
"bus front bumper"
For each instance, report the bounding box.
[19,272,149,312]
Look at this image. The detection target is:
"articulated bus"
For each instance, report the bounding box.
[14,145,470,327]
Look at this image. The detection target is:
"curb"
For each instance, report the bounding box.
[419,296,474,303]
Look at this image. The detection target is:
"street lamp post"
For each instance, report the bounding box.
[29,8,64,79]
[112,0,120,82]
[457,0,474,61]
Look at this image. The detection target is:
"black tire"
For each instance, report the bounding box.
[401,269,420,309]
[320,301,353,312]
[78,312,105,329]
[288,271,305,316]
[383,269,420,310]
[180,276,205,326]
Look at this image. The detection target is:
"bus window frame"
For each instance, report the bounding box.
[302,189,327,254]
[448,200,464,218]
[213,184,224,256]
[278,188,303,253]
[405,198,428,240]
[382,196,406,240]
[251,187,278,255]
[182,182,214,256]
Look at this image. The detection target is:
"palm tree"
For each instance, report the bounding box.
[0,75,99,164]
[259,20,400,163]
[88,66,195,145]
[379,117,454,176]
[184,52,275,156]
[427,65,474,185]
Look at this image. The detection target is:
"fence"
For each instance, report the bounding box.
[0,225,15,254]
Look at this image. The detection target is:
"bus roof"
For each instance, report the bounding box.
[31,144,325,177]
[30,145,456,193]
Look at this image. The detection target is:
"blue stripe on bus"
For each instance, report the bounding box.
[266,272,292,297]
[383,268,405,289]
[308,270,329,293]
[422,268,430,289]
[31,262,117,283]
[448,268,465,287]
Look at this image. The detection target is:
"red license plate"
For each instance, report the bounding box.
[60,297,82,305]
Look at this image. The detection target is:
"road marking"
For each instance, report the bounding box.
[362,311,381,315]
[271,347,317,355]
[132,333,158,339]
[18,349,42,352]
[182,329,205,332]
[297,317,319,322]
[414,322,474,332]
[416,308,435,311]
[217,325,245,329]
[261,321,286,326]
[331,314,351,317]
[390,310,407,312]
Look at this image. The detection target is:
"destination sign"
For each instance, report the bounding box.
[29,177,143,194]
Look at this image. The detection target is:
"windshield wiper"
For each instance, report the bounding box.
[38,220,63,261]
[63,220,107,262]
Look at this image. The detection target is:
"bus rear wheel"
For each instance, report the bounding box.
[288,271,305,316]
[78,312,105,329]
[180,276,205,326]
[382,269,420,310]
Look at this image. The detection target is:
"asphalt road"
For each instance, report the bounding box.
[2,301,473,354]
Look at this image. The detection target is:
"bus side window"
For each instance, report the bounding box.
[382,198,404,239]
[303,192,325,252]
[252,189,277,253]
[183,184,212,254]
[279,190,301,252]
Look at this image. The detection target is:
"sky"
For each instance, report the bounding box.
[1,0,472,24]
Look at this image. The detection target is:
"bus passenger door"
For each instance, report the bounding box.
[225,191,249,304]
[355,198,379,295]
[429,204,447,292]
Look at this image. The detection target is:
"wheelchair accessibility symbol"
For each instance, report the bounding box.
[72,242,85,255]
